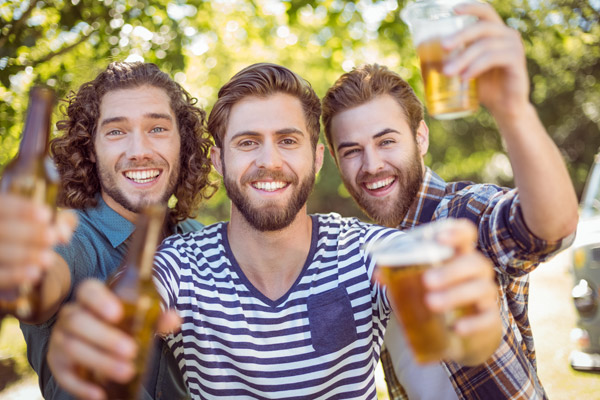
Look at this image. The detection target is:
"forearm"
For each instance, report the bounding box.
[496,103,578,241]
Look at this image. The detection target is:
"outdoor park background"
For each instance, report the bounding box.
[0,0,599,397]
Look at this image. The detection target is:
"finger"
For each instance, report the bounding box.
[58,303,137,360]
[56,327,136,383]
[453,2,504,24]
[0,242,55,271]
[435,219,477,255]
[425,252,494,290]
[458,42,526,81]
[0,195,52,222]
[156,309,182,336]
[453,307,501,336]
[0,219,56,247]
[76,280,124,323]
[426,276,497,313]
[0,262,43,288]
[443,20,510,52]
[56,209,78,243]
[48,329,108,400]
[444,34,523,77]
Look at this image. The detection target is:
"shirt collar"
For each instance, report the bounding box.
[85,195,135,249]
[399,167,447,230]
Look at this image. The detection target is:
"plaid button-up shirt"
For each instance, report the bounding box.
[382,167,574,400]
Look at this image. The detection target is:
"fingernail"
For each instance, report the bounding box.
[423,269,440,287]
[118,338,137,358]
[34,206,51,222]
[426,293,444,309]
[25,266,41,281]
[40,250,54,267]
[443,62,457,76]
[116,362,136,381]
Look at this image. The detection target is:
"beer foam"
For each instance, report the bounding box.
[372,241,453,266]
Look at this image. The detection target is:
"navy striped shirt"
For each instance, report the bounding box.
[154,213,401,399]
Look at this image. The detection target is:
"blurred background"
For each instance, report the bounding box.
[1,0,599,397]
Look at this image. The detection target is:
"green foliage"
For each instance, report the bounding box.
[1,0,598,224]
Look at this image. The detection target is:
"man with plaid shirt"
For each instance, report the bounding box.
[322,3,578,399]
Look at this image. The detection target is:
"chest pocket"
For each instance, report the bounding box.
[307,285,358,355]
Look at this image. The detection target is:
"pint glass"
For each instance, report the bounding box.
[368,223,462,363]
[402,0,479,120]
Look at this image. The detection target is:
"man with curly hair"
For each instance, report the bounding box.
[0,62,214,399]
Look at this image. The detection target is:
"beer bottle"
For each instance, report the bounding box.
[0,86,59,320]
[98,204,166,399]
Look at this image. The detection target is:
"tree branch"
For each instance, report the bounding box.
[0,0,39,49]
[9,28,94,74]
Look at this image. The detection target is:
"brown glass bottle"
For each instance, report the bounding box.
[0,86,59,321]
[98,204,166,400]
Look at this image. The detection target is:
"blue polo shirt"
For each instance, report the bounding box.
[20,196,203,400]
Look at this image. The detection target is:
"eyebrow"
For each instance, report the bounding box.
[99,113,173,128]
[336,128,399,152]
[229,127,305,142]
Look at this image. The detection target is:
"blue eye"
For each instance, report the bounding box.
[107,129,124,136]
[151,127,166,133]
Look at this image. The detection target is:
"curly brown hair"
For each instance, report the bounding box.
[208,63,321,151]
[51,62,216,225]
[322,64,424,157]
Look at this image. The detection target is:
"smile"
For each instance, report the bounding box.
[252,181,288,192]
[364,177,395,190]
[124,169,161,184]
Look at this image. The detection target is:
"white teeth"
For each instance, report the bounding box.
[125,169,160,183]
[365,177,395,190]
[252,181,287,191]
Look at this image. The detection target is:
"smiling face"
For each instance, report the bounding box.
[211,92,324,231]
[329,95,428,227]
[93,85,181,221]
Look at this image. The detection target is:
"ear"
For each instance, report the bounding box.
[210,146,223,176]
[415,120,429,157]
[315,143,325,174]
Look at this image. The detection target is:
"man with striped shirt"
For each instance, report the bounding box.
[48,63,502,400]
[322,3,578,399]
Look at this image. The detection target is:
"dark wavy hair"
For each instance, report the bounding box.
[51,62,216,225]
[208,63,321,151]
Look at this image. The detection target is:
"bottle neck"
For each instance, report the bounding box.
[126,206,166,280]
[18,88,54,161]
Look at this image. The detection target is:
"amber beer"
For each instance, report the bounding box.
[0,86,58,320]
[90,204,166,399]
[373,232,455,364]
[401,0,479,120]
[417,37,478,119]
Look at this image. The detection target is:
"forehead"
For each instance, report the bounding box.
[225,93,308,140]
[99,85,174,117]
[330,94,411,143]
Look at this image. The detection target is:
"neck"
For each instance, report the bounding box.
[227,205,313,301]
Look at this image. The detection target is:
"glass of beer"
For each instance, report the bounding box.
[367,223,463,363]
[401,0,479,120]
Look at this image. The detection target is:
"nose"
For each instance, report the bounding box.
[361,146,385,174]
[126,131,153,161]
[256,141,283,169]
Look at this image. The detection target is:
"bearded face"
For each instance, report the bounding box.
[222,154,315,232]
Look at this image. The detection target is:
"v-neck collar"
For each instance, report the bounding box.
[221,215,319,308]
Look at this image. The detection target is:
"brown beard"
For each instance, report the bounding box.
[97,159,180,214]
[222,161,315,232]
[342,142,422,228]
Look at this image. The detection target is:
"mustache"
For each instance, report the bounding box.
[241,169,298,185]
[357,170,397,184]
[115,160,168,171]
